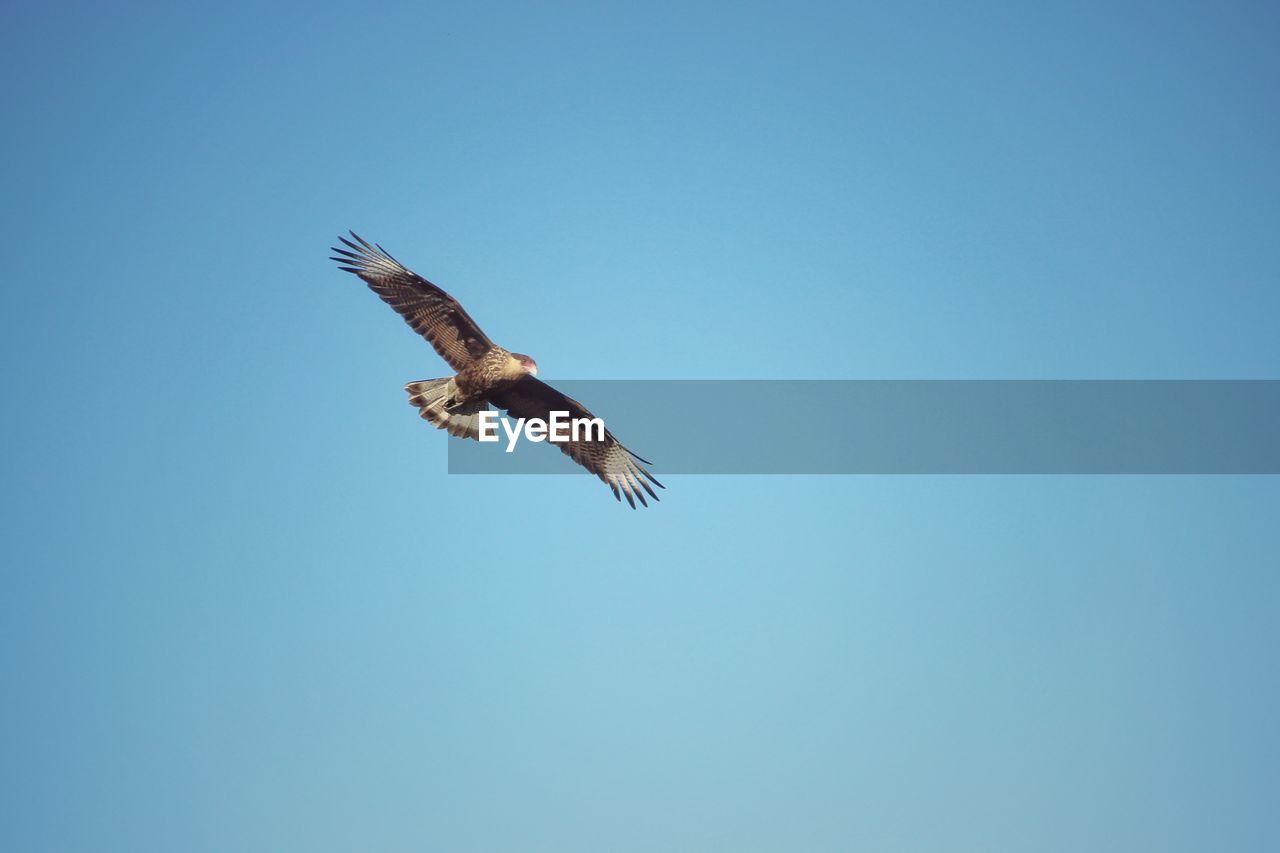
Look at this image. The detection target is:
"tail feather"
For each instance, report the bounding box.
[405,378,487,440]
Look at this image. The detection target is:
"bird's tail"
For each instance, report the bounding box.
[404,379,488,440]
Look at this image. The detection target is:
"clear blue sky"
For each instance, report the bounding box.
[3,2,1279,851]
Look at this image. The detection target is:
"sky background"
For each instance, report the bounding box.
[3,2,1279,851]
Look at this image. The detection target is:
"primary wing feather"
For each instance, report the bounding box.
[330,232,494,371]
[488,376,664,509]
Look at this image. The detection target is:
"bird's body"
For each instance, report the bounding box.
[330,232,662,507]
[454,347,529,400]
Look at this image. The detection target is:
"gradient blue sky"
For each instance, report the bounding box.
[3,2,1279,851]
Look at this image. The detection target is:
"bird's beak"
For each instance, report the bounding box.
[528,364,538,377]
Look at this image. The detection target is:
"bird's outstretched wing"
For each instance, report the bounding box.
[488,376,664,509]
[330,232,494,371]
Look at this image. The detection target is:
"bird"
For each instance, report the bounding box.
[330,232,663,508]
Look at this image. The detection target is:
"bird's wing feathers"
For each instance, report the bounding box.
[488,376,664,509]
[330,232,494,371]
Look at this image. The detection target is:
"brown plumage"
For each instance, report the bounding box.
[330,232,663,508]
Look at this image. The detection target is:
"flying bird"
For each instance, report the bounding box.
[330,232,663,508]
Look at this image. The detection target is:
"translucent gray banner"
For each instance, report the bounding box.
[446,381,1280,474]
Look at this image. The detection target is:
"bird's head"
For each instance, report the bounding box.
[512,353,538,377]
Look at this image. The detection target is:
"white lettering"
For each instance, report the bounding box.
[501,416,525,453]
[478,411,608,450]
[572,416,605,443]
[549,410,570,442]
[477,411,499,442]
